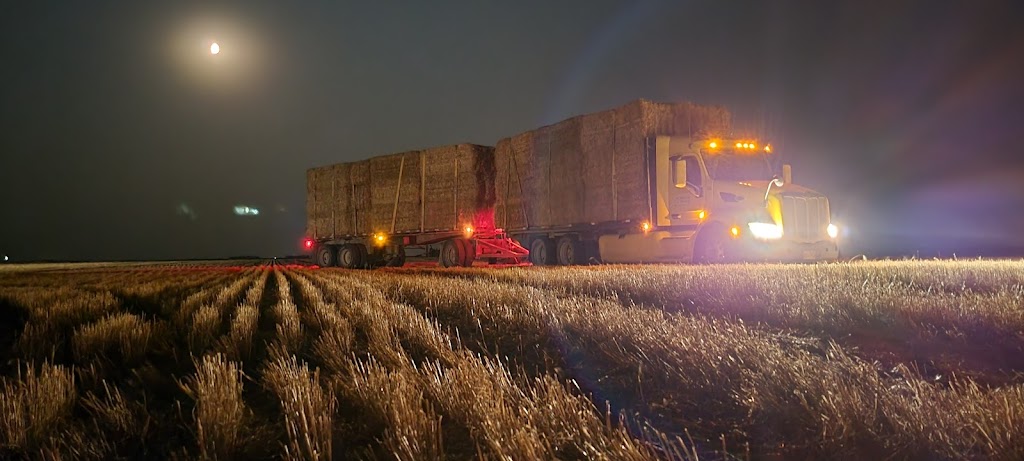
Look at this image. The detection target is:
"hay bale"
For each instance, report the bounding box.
[306,166,335,238]
[330,163,352,236]
[368,150,422,233]
[349,160,371,235]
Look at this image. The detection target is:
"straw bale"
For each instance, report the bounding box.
[494,134,530,230]
[368,150,422,233]
[330,163,352,236]
[422,145,459,231]
[546,118,584,225]
[422,144,492,231]
[349,160,371,235]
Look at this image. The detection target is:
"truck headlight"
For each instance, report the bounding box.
[747,222,783,240]
[827,223,839,239]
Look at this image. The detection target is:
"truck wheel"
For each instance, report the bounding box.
[315,245,336,267]
[556,236,580,266]
[695,227,732,264]
[338,244,367,269]
[529,238,555,266]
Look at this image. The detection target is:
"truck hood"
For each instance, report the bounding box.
[717,180,825,202]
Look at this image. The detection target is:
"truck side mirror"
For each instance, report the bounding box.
[782,164,792,185]
[672,157,687,189]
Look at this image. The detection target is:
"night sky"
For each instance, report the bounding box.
[2,1,1023,261]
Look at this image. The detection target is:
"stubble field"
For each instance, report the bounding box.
[0,260,1022,460]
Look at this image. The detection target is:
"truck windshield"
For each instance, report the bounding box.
[703,153,773,181]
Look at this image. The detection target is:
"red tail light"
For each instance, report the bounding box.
[303,239,314,250]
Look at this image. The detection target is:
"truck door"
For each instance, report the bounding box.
[666,154,706,227]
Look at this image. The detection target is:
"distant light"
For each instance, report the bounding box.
[735,142,742,148]
[749,143,756,150]
[764,144,772,153]
[641,221,651,233]
[730,226,740,238]
[708,141,718,149]
[233,206,260,216]
[210,42,220,55]
[2,255,7,262]
[827,223,839,239]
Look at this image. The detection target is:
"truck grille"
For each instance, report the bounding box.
[780,194,830,241]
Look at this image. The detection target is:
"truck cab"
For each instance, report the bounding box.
[598,135,840,263]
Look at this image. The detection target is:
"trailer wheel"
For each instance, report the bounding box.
[315,245,336,267]
[556,236,580,266]
[458,239,476,267]
[694,226,733,264]
[529,238,555,266]
[439,239,463,268]
[338,244,364,269]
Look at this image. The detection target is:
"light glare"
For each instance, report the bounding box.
[748,222,784,240]
[827,223,839,239]
[210,42,220,54]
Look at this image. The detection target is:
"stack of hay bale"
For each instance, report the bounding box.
[493,100,731,230]
[306,144,493,239]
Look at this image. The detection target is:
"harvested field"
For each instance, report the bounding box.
[0,260,1022,459]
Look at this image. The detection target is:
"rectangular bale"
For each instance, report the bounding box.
[348,160,371,235]
[368,150,422,233]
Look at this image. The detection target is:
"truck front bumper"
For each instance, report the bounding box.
[737,238,839,262]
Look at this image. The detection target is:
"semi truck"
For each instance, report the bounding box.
[304,100,839,267]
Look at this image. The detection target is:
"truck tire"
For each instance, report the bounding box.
[338,244,364,269]
[556,236,580,266]
[694,226,732,264]
[529,237,555,266]
[315,245,336,267]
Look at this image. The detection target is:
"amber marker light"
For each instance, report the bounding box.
[730,226,740,238]
[698,210,706,220]
[463,225,474,238]
[708,141,718,149]
[764,144,772,153]
[641,221,652,233]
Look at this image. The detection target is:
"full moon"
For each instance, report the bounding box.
[210,42,220,55]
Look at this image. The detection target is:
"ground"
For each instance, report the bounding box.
[0,260,1022,460]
